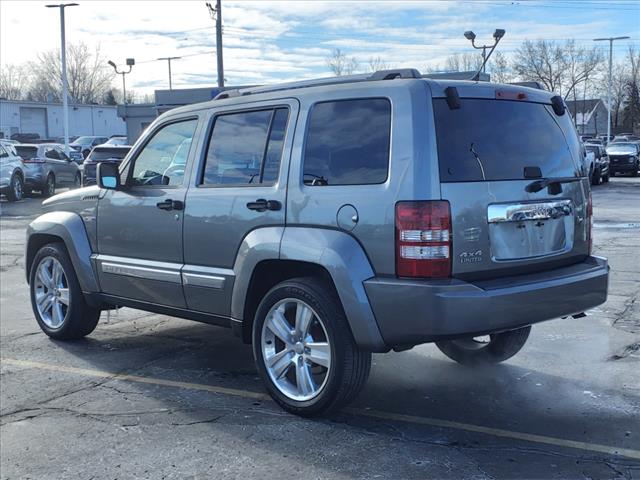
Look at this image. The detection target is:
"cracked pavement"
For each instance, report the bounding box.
[1,179,639,479]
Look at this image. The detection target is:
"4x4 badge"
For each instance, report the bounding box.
[460,250,483,264]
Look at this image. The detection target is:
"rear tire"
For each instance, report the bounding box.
[29,243,101,340]
[436,326,531,366]
[252,277,371,416]
[6,173,23,201]
[591,167,601,185]
[41,174,55,197]
[602,172,610,183]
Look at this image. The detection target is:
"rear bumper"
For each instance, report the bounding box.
[364,256,609,348]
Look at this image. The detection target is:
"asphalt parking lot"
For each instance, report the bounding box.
[1,179,639,479]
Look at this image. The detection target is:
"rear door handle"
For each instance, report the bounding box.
[246,199,281,212]
[156,199,184,211]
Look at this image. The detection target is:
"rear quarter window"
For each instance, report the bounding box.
[303,98,391,186]
[433,99,580,182]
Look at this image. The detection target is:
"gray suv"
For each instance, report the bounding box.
[25,70,609,416]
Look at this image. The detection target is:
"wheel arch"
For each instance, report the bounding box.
[26,212,99,293]
[232,226,387,352]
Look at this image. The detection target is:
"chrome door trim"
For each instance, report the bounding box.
[488,200,573,223]
[96,255,182,284]
[181,265,234,289]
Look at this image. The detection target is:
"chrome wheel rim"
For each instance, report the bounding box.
[13,177,22,200]
[33,256,70,329]
[261,298,331,401]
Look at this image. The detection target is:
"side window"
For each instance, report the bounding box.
[303,98,391,186]
[202,108,288,186]
[130,119,198,187]
[0,146,7,158]
[45,147,60,160]
[58,147,70,161]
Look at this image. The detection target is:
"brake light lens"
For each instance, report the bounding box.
[587,192,593,254]
[396,201,452,278]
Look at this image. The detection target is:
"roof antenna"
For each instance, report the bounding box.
[465,29,506,82]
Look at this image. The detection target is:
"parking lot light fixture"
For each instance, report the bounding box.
[45,2,78,156]
[108,59,135,105]
[464,28,506,81]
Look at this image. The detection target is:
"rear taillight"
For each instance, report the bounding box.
[395,201,452,278]
[587,192,593,254]
[22,157,45,164]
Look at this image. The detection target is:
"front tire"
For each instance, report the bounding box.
[29,243,100,340]
[6,173,23,201]
[252,277,371,416]
[73,172,81,189]
[436,326,531,366]
[591,167,601,185]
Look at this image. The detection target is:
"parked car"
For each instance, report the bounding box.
[25,70,609,416]
[606,142,640,176]
[612,134,640,143]
[81,145,131,186]
[69,136,109,159]
[10,132,40,143]
[103,136,128,146]
[0,141,25,201]
[584,143,609,184]
[15,143,81,196]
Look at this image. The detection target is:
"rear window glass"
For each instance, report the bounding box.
[16,146,37,159]
[303,98,391,186]
[88,148,131,161]
[433,99,580,182]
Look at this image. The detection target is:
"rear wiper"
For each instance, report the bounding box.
[525,176,581,193]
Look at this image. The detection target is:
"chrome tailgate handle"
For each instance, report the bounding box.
[488,200,573,223]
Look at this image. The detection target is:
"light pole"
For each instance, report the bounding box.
[157,56,181,90]
[594,36,630,142]
[46,3,78,156]
[108,58,135,104]
[464,29,505,81]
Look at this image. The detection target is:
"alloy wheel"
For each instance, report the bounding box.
[12,176,23,200]
[33,256,70,329]
[261,298,331,401]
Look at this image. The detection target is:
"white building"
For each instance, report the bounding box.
[0,99,126,140]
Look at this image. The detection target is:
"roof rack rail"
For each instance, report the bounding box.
[213,67,423,100]
[368,68,422,80]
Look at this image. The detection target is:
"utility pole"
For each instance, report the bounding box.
[158,56,181,90]
[46,3,78,156]
[594,36,630,142]
[206,1,224,88]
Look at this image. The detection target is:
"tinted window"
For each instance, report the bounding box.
[0,146,7,158]
[202,108,288,185]
[16,146,37,160]
[434,99,580,182]
[130,119,197,187]
[303,99,390,186]
[45,148,60,160]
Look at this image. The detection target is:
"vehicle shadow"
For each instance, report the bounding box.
[48,318,640,459]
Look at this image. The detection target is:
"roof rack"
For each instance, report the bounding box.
[213,68,423,100]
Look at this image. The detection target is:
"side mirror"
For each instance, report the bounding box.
[97,162,121,190]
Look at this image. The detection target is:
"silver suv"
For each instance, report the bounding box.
[25,70,609,416]
[0,140,25,201]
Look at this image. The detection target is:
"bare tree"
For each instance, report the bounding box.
[444,52,482,72]
[0,64,28,100]
[488,51,513,83]
[326,48,359,76]
[623,45,640,132]
[562,40,603,101]
[513,40,565,94]
[27,42,114,104]
[610,62,629,128]
[367,56,391,73]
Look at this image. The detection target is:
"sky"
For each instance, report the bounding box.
[1,0,639,96]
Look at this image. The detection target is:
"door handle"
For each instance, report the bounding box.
[156,199,184,211]
[246,199,281,212]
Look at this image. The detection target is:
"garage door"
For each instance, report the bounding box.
[20,107,48,139]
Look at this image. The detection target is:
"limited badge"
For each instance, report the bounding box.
[460,250,483,264]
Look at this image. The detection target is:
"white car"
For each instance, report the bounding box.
[102,136,128,146]
[0,140,26,201]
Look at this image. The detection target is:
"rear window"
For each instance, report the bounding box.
[303,98,391,186]
[434,99,580,182]
[88,147,131,161]
[16,146,37,159]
